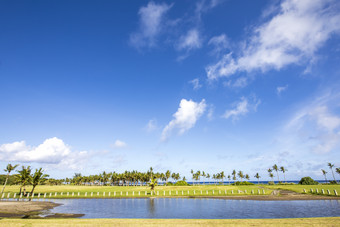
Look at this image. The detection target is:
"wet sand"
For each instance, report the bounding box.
[0,201,83,218]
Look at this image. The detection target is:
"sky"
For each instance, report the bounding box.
[0,0,340,181]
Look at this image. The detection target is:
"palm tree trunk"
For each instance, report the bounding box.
[0,173,10,195]
[331,169,336,182]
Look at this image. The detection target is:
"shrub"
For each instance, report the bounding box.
[268,181,275,185]
[165,182,174,186]
[299,177,318,185]
[174,180,190,186]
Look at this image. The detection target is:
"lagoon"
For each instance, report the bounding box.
[44,198,340,219]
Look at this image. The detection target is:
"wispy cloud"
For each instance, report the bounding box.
[113,139,127,148]
[285,91,340,154]
[145,119,158,132]
[189,78,202,90]
[223,96,261,121]
[129,2,172,49]
[162,99,207,141]
[176,29,202,51]
[206,0,340,80]
[208,34,229,56]
[277,85,288,95]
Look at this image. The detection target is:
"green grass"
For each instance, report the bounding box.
[0,217,340,226]
[1,185,272,199]
[265,184,340,196]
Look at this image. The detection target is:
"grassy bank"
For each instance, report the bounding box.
[1,185,272,199]
[1,184,340,199]
[265,185,340,196]
[0,217,340,226]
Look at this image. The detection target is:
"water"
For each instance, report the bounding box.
[44,198,340,219]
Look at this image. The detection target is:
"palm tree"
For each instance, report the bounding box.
[280,166,287,183]
[272,164,280,182]
[328,163,336,183]
[245,174,250,181]
[268,169,274,182]
[202,171,206,185]
[220,171,225,185]
[227,175,231,185]
[149,178,157,193]
[1,163,19,196]
[165,170,171,185]
[206,173,210,185]
[237,171,244,182]
[29,168,49,200]
[321,169,328,183]
[15,166,31,196]
[254,173,260,184]
[232,170,237,181]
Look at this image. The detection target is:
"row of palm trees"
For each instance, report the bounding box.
[191,170,262,185]
[321,163,340,183]
[1,164,49,197]
[68,168,182,186]
[267,164,287,183]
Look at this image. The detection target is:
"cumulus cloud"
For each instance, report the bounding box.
[223,96,261,121]
[0,137,87,169]
[206,0,340,80]
[162,99,207,141]
[130,2,172,48]
[189,78,202,90]
[113,140,127,148]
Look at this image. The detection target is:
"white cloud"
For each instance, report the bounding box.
[0,137,87,169]
[145,119,158,132]
[223,96,261,121]
[277,85,288,95]
[285,91,340,153]
[208,34,229,56]
[162,99,207,141]
[189,78,202,90]
[177,29,202,51]
[113,140,127,148]
[130,2,172,48]
[206,0,340,80]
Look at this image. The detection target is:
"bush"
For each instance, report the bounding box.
[165,182,174,186]
[174,180,190,186]
[268,181,275,185]
[329,180,338,184]
[232,181,254,185]
[299,177,319,185]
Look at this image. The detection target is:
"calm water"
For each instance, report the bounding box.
[43,198,340,219]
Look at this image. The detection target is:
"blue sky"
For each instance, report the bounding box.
[0,0,340,181]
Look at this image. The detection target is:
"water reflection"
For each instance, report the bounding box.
[46,198,340,219]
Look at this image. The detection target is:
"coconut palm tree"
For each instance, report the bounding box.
[29,168,49,200]
[321,169,328,183]
[328,163,336,183]
[165,170,171,185]
[227,175,231,185]
[232,170,237,181]
[15,166,31,196]
[280,166,287,183]
[206,173,210,185]
[254,173,260,184]
[202,171,206,185]
[220,171,225,185]
[237,171,244,182]
[1,163,19,196]
[272,164,280,182]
